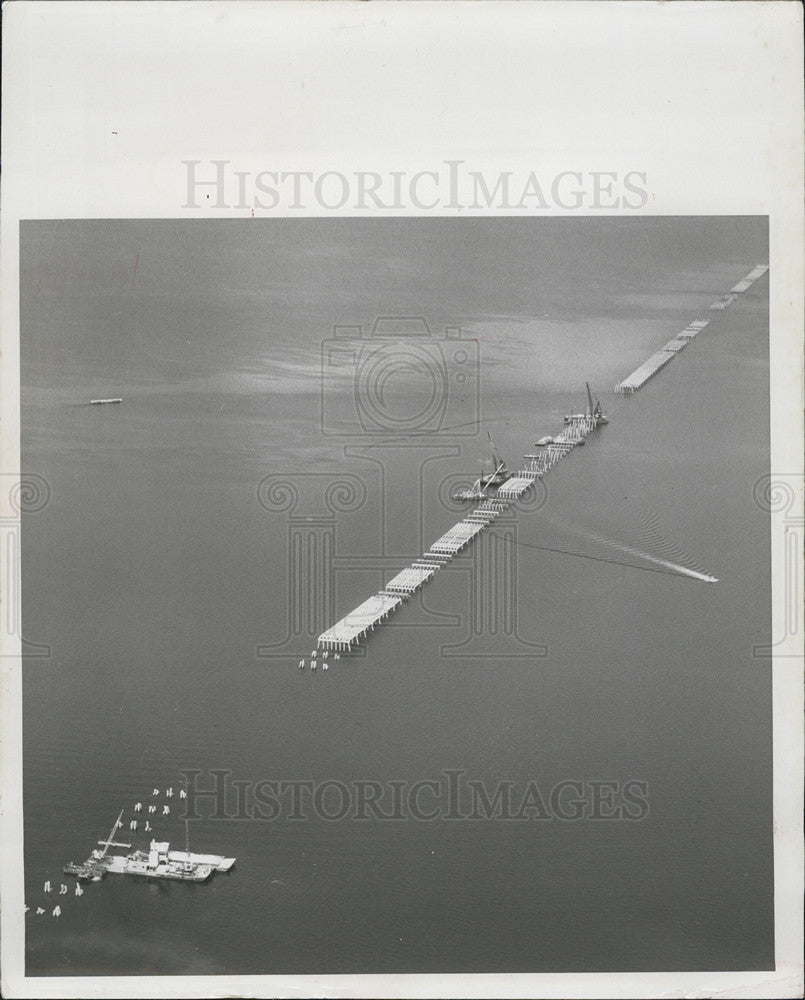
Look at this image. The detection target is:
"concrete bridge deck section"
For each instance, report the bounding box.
[730,264,768,293]
[615,348,677,394]
[497,476,535,500]
[318,592,403,651]
[615,267,766,394]
[430,518,487,555]
[384,565,437,595]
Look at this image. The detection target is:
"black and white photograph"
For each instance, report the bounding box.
[1,5,802,999]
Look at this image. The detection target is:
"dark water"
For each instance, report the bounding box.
[20,218,773,975]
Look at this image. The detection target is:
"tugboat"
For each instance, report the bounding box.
[63,810,235,883]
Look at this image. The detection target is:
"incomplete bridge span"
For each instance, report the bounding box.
[317,404,603,653]
[314,263,767,657]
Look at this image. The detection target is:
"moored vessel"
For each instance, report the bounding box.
[63,809,235,883]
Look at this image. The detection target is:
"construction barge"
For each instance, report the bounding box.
[64,810,235,883]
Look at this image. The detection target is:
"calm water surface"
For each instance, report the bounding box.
[20,218,772,975]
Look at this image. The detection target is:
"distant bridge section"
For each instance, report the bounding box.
[616,266,766,394]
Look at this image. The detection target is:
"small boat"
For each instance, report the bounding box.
[63,860,105,881]
[90,398,122,405]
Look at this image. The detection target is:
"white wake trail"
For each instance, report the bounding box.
[587,531,718,583]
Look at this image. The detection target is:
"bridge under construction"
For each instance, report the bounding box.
[314,263,767,657]
[316,400,604,653]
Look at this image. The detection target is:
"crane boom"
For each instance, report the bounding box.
[96,809,131,856]
[487,431,503,469]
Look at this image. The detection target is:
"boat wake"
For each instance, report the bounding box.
[583,530,718,583]
[536,488,719,583]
